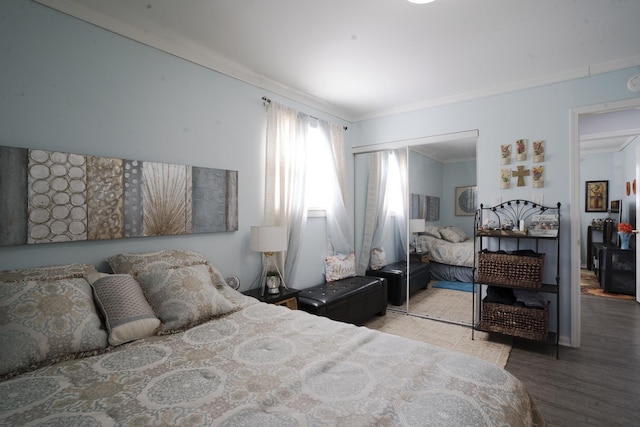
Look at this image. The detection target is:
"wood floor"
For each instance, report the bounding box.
[505,294,640,427]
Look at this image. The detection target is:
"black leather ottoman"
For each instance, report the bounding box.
[366,261,430,306]
[297,276,387,325]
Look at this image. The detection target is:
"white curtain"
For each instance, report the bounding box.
[357,149,407,274]
[395,148,408,261]
[264,102,351,283]
[318,121,353,256]
[264,102,309,285]
[357,152,389,274]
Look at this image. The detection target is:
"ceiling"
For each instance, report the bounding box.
[36,0,640,123]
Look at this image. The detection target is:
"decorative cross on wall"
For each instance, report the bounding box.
[512,165,530,187]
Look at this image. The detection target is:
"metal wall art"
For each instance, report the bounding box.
[410,193,440,221]
[0,145,238,246]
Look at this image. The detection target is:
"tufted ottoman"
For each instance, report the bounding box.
[297,276,387,325]
[366,261,430,306]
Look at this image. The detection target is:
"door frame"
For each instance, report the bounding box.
[570,97,640,347]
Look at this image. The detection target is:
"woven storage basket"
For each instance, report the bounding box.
[476,251,545,289]
[480,301,549,341]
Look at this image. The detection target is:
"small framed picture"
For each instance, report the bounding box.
[585,180,608,212]
[455,185,477,216]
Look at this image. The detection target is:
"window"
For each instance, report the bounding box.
[305,123,333,211]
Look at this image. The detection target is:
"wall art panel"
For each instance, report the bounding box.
[0,145,238,246]
[0,146,28,245]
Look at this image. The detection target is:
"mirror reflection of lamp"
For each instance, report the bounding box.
[409,219,426,254]
[251,226,288,295]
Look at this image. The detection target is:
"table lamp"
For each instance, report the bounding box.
[409,219,426,253]
[251,225,288,295]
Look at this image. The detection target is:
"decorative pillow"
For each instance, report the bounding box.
[446,226,469,241]
[106,249,256,310]
[0,263,99,283]
[422,225,442,239]
[89,273,160,346]
[135,264,237,333]
[0,273,108,377]
[106,249,210,277]
[369,247,387,271]
[325,253,356,282]
[439,227,465,243]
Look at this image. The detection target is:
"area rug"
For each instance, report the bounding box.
[580,268,635,300]
[364,311,512,368]
[432,280,474,292]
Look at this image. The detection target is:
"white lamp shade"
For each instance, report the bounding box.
[409,219,426,233]
[251,225,288,253]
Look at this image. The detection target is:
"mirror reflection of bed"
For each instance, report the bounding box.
[354,131,477,325]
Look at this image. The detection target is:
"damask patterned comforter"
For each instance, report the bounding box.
[1,297,543,426]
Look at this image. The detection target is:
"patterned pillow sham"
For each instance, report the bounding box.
[422,225,442,239]
[106,249,210,277]
[439,227,465,243]
[325,253,356,282]
[445,225,469,241]
[135,264,238,333]
[0,275,108,377]
[0,263,99,283]
[89,273,160,346]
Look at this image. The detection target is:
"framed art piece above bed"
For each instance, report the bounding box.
[0,145,238,246]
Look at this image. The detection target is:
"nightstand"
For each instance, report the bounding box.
[409,252,430,264]
[242,287,301,309]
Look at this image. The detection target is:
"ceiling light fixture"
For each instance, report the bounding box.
[407,0,436,4]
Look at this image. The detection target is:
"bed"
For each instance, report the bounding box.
[0,249,543,426]
[416,225,475,282]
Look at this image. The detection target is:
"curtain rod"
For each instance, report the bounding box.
[261,96,347,131]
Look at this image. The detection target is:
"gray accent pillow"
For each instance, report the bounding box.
[135,264,238,333]
[90,274,160,346]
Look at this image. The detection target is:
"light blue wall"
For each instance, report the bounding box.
[0,0,348,290]
[408,153,477,236]
[351,66,640,342]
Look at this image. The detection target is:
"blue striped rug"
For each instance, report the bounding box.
[432,281,474,292]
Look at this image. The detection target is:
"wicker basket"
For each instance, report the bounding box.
[480,301,549,341]
[476,251,545,289]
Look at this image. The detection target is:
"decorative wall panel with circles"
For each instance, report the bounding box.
[27,150,87,244]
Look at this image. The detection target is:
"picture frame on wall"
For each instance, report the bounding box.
[455,185,477,216]
[585,180,608,212]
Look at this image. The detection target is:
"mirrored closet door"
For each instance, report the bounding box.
[354,131,478,325]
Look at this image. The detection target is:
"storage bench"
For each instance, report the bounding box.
[366,261,430,306]
[297,276,387,325]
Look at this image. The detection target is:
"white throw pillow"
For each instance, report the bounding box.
[369,247,387,270]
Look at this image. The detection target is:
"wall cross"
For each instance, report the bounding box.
[512,165,530,187]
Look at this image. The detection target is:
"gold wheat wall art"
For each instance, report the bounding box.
[0,145,238,246]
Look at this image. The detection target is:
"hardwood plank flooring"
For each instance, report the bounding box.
[505,294,640,427]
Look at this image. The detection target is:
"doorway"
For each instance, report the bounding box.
[570,98,640,347]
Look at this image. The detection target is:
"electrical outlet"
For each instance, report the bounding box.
[533,194,543,206]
